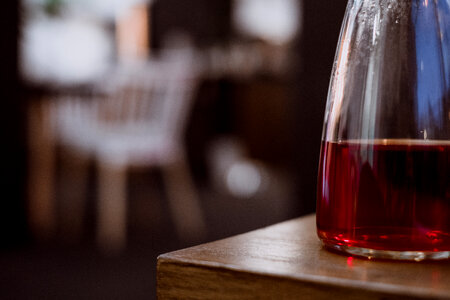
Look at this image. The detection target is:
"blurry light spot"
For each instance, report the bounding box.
[226,161,262,198]
[233,0,301,45]
[347,256,354,267]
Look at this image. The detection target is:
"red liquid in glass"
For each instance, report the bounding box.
[317,139,450,252]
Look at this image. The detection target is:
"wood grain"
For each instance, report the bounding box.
[157,214,450,299]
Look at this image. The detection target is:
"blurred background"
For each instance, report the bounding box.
[2,0,347,298]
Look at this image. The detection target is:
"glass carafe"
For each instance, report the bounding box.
[317,0,450,261]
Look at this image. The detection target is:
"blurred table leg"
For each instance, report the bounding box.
[162,155,206,243]
[59,149,89,243]
[27,97,57,241]
[97,161,127,254]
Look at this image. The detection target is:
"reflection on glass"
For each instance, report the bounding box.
[413,0,449,137]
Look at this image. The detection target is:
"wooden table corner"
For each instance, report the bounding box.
[157,214,450,299]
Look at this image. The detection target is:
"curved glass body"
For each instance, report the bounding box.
[317,0,450,260]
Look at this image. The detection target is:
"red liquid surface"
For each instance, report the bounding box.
[317,139,450,252]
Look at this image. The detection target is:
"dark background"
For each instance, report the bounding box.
[2,0,348,298]
[1,0,29,248]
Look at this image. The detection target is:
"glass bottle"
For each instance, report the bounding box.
[317,0,450,261]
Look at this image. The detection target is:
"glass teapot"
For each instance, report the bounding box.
[317,0,450,261]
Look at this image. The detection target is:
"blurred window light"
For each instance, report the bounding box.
[20,16,113,85]
[233,0,302,45]
[73,0,155,19]
[23,0,156,19]
[20,0,157,85]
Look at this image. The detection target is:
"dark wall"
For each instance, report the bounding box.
[293,0,348,214]
[150,0,350,216]
[0,0,28,247]
[150,0,232,49]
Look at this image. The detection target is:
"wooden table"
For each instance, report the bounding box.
[157,214,450,299]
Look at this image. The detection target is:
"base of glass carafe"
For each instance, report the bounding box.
[323,242,450,261]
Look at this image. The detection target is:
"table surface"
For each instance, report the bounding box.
[157,214,450,299]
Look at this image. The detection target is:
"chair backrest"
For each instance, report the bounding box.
[98,46,199,142]
[51,45,200,163]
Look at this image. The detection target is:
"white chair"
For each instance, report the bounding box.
[51,48,206,253]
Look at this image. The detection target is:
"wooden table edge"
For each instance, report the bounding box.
[157,254,450,299]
